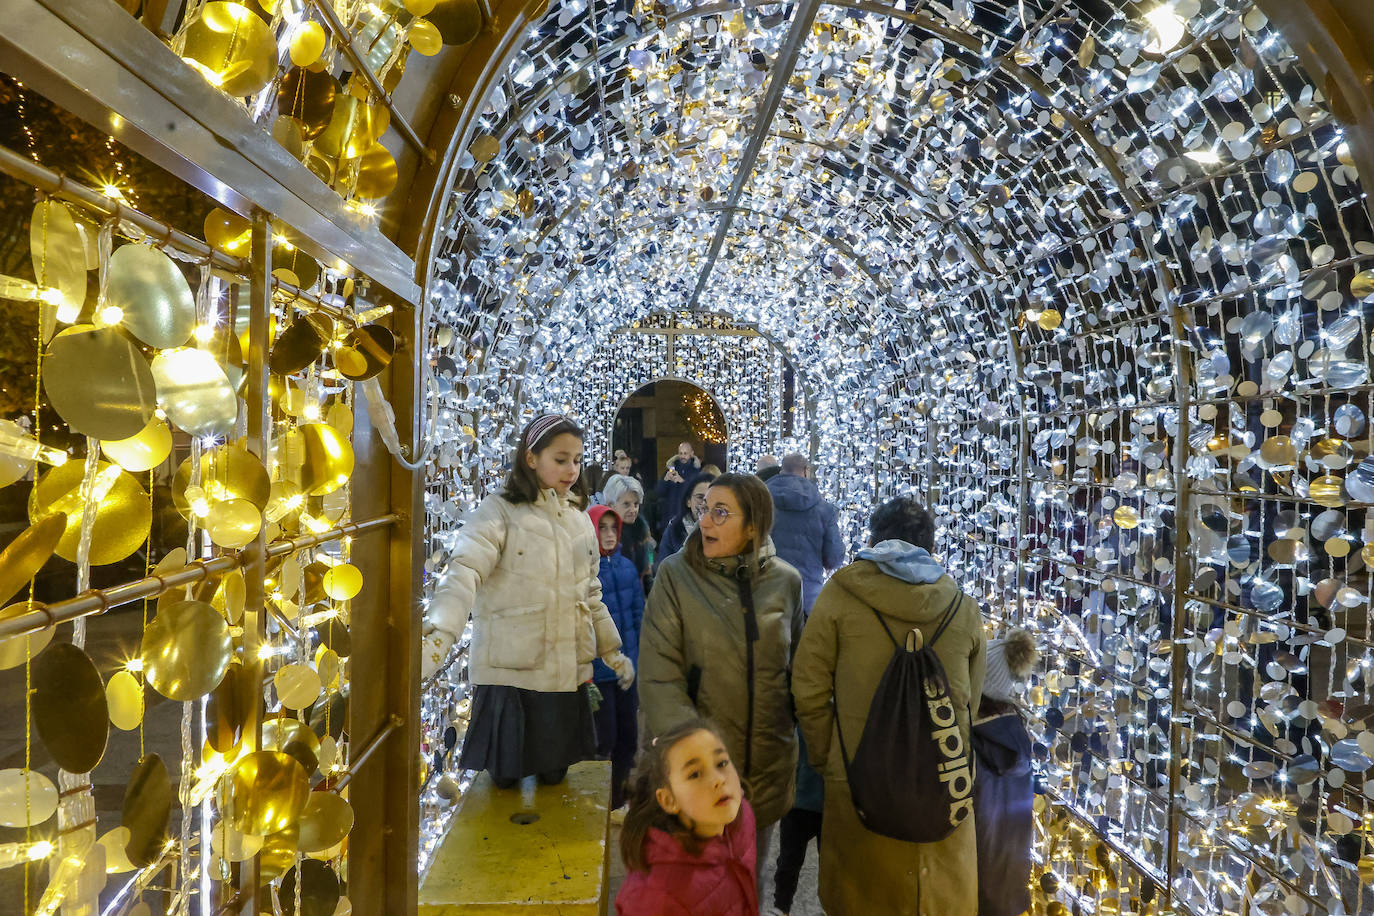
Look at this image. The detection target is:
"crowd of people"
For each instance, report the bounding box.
[425,415,1039,916]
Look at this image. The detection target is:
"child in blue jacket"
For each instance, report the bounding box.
[589,505,644,814]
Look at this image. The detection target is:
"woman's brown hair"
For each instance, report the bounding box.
[620,717,731,872]
[683,472,774,578]
[501,415,589,508]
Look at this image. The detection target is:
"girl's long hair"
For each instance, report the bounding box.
[683,473,774,579]
[620,717,725,873]
[501,416,589,508]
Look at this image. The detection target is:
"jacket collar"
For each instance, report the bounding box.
[703,538,777,579]
[538,487,574,509]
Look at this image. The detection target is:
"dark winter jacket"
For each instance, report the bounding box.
[766,473,845,612]
[655,514,694,572]
[640,541,805,827]
[616,800,758,916]
[973,705,1035,916]
[654,457,701,535]
[589,506,645,682]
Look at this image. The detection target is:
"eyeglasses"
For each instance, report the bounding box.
[702,506,737,525]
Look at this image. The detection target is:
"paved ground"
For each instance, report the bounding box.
[608,821,824,915]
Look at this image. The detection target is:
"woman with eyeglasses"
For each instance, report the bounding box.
[652,471,716,573]
[639,473,805,896]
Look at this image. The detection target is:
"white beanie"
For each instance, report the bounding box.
[982,627,1038,702]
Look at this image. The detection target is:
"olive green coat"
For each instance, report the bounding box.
[792,561,986,916]
[639,541,805,828]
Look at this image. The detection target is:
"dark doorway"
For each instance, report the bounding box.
[614,380,729,478]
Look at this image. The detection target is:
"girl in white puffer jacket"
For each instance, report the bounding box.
[426,414,635,787]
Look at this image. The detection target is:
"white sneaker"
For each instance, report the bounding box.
[610,804,628,825]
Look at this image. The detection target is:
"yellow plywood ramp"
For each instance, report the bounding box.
[419,760,612,915]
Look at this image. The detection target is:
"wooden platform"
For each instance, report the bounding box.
[419,761,612,915]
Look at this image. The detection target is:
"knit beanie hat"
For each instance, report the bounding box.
[981,627,1038,702]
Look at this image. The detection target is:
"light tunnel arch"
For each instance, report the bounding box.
[417,1,1374,912]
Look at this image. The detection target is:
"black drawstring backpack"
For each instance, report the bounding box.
[833,589,975,843]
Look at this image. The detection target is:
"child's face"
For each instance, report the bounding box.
[655,729,742,838]
[525,432,583,495]
[614,456,632,476]
[598,514,620,553]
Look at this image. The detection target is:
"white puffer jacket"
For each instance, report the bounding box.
[428,488,622,692]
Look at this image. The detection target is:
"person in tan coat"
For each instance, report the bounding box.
[792,496,985,916]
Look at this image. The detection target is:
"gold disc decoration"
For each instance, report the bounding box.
[277,67,339,140]
[335,324,395,380]
[258,825,300,882]
[314,95,383,161]
[98,827,137,874]
[0,512,67,608]
[140,599,234,701]
[181,2,276,97]
[210,823,263,863]
[272,235,322,291]
[270,314,335,375]
[263,715,322,773]
[0,769,59,827]
[151,347,239,437]
[205,208,252,254]
[280,859,341,916]
[322,564,363,600]
[102,415,173,472]
[0,602,54,671]
[222,750,311,836]
[105,244,196,349]
[30,461,150,565]
[122,754,172,867]
[205,498,262,549]
[298,423,354,495]
[106,669,145,731]
[470,134,500,163]
[33,642,109,773]
[273,115,308,161]
[354,144,398,199]
[0,419,36,487]
[288,20,327,66]
[408,18,443,55]
[207,662,249,753]
[297,792,353,853]
[173,443,271,518]
[274,663,322,709]
[429,0,483,44]
[31,200,88,335]
[44,325,157,440]
[214,568,247,626]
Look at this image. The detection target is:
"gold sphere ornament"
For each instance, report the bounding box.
[140,599,234,701]
[322,563,363,600]
[205,498,263,549]
[222,751,311,836]
[205,208,252,254]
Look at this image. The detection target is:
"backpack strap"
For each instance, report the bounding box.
[927,587,965,648]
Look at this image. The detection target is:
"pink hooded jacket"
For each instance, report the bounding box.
[615,800,758,916]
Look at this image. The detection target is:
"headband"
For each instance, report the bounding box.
[525,413,570,449]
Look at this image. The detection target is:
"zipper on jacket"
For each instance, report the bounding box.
[736,569,759,779]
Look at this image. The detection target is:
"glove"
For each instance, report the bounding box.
[603,651,635,690]
[421,628,457,680]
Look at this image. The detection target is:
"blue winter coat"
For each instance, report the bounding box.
[972,709,1034,916]
[766,474,845,612]
[592,547,645,682]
